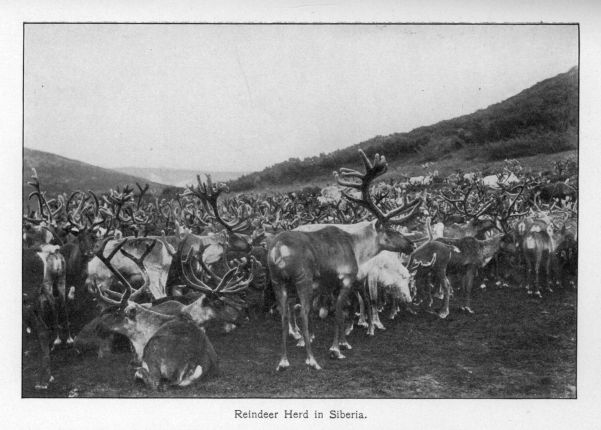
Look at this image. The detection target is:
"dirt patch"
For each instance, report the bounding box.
[22,286,576,398]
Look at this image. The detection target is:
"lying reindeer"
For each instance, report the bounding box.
[75,238,252,390]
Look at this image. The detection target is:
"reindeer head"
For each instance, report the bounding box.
[182,175,252,253]
[334,150,423,254]
[179,246,255,326]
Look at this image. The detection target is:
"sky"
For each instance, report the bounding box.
[24,24,578,172]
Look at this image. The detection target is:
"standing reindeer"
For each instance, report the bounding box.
[268,150,422,371]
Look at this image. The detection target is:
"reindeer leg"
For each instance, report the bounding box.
[356,291,368,328]
[57,279,74,346]
[40,281,61,350]
[388,297,400,320]
[463,266,476,314]
[525,254,533,294]
[367,278,382,335]
[330,278,352,359]
[533,252,542,298]
[275,284,290,371]
[438,275,451,319]
[544,251,553,292]
[298,284,321,370]
[288,301,302,341]
[425,274,434,311]
[32,313,53,390]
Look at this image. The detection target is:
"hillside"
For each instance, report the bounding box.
[113,167,249,187]
[229,67,578,192]
[23,148,167,203]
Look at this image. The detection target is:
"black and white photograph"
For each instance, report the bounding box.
[20,22,579,398]
[4,1,601,428]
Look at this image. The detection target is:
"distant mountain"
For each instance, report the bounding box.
[229,66,578,191]
[23,148,167,205]
[113,167,249,187]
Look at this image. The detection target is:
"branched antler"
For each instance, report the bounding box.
[334,150,422,225]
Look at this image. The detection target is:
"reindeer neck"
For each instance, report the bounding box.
[137,304,177,324]
[479,235,503,262]
[126,304,176,358]
[343,221,381,267]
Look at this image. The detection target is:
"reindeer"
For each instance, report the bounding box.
[406,217,458,318]
[513,192,577,295]
[75,238,252,389]
[268,150,421,371]
[22,244,67,389]
[355,250,413,336]
[436,184,498,239]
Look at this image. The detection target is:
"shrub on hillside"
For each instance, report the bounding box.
[485,129,577,160]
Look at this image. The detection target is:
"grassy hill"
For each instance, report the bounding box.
[23,148,168,206]
[229,66,578,192]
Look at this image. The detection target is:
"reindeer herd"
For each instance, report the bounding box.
[22,151,578,392]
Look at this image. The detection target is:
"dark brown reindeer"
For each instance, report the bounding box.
[434,186,527,314]
[23,245,67,390]
[437,184,497,239]
[406,218,458,318]
[268,150,421,371]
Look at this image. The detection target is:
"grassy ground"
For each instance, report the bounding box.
[252,149,577,193]
[22,284,576,398]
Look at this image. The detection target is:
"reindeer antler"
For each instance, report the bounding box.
[27,168,54,224]
[440,184,495,221]
[180,246,254,296]
[334,150,422,225]
[182,174,249,233]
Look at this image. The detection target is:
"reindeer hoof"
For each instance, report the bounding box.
[339,341,352,350]
[296,339,305,348]
[329,348,346,360]
[438,310,449,319]
[463,307,475,315]
[357,320,368,328]
[276,358,290,372]
[35,375,54,390]
[534,291,543,298]
[305,357,322,370]
[134,367,146,380]
[66,337,74,346]
[527,290,533,295]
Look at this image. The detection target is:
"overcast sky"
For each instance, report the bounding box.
[24,24,578,172]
